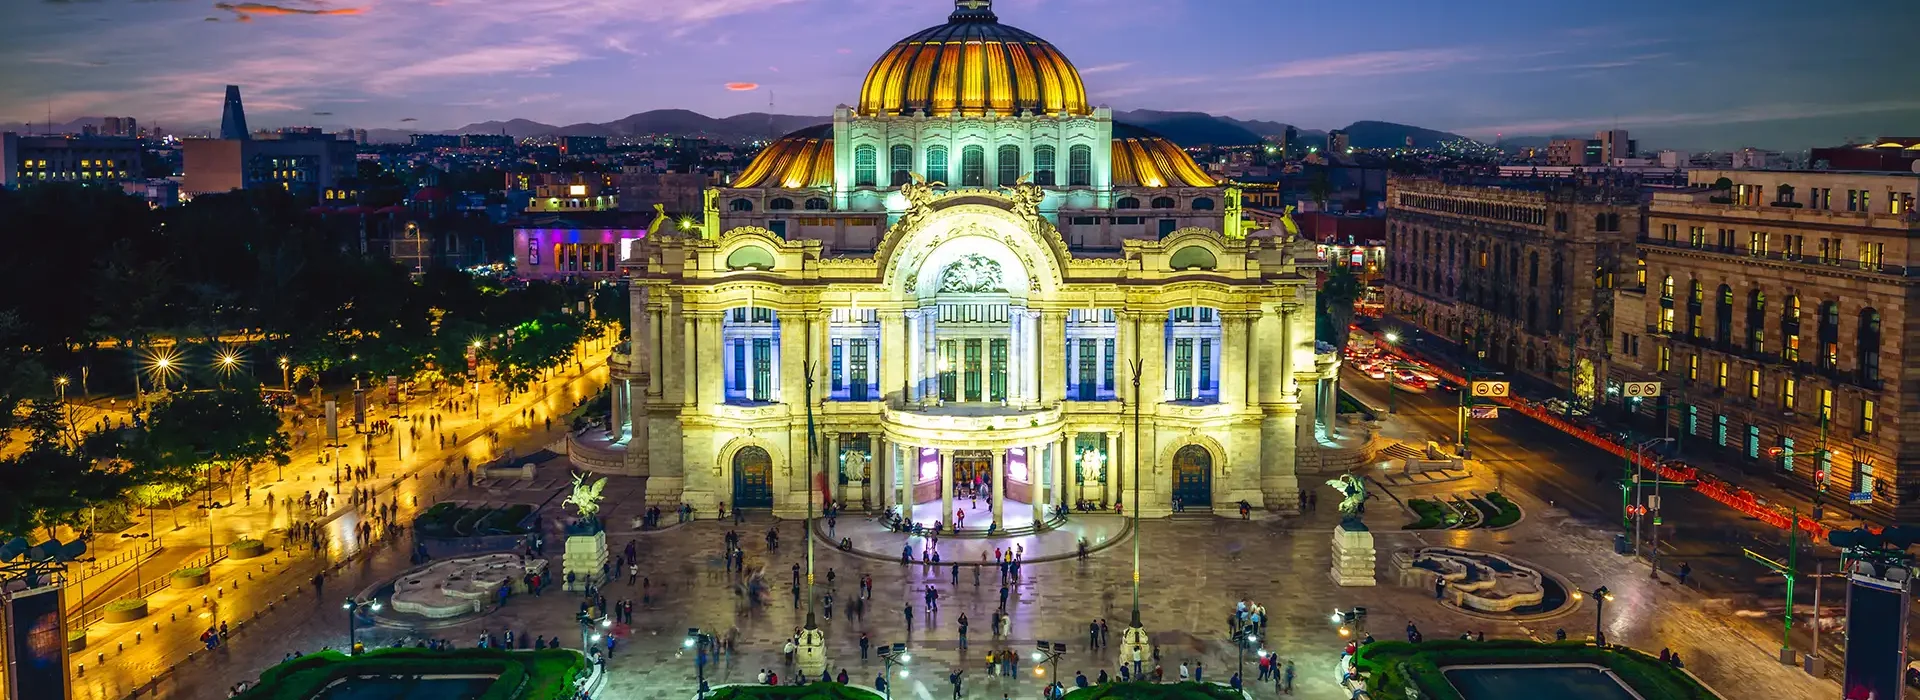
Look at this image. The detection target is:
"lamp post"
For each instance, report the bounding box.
[577,609,611,657]
[1570,585,1613,645]
[686,628,713,697]
[1119,358,1149,679]
[1382,332,1399,414]
[279,357,291,392]
[795,359,826,677]
[877,643,910,699]
[54,376,76,448]
[342,597,382,653]
[1234,630,1258,683]
[1032,641,1066,684]
[1626,437,1672,551]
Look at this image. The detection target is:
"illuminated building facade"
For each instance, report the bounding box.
[0,133,144,187]
[571,0,1332,520]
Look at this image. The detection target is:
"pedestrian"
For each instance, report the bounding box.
[629,563,638,585]
[949,670,963,700]
[952,563,960,586]
[1677,561,1692,586]
[904,603,914,631]
[1088,620,1099,649]
[1099,618,1109,647]
[1282,659,1295,694]
[860,632,870,660]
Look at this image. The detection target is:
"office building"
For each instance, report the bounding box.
[1,133,144,187]
[1384,175,1644,398]
[1622,169,1920,519]
[181,128,356,199]
[1810,138,1920,173]
[1328,129,1350,155]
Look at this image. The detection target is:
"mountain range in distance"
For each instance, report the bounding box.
[445,109,1473,151]
[2,110,1478,150]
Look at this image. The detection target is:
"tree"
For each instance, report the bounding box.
[1317,264,1362,351]
[142,387,291,502]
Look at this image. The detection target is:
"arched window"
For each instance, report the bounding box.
[1068,145,1092,186]
[996,144,1021,186]
[961,145,985,187]
[729,198,754,212]
[1169,246,1217,270]
[1191,197,1215,210]
[1529,252,1541,287]
[1715,284,1733,344]
[1594,213,1608,231]
[1860,308,1882,382]
[768,197,794,210]
[1686,280,1704,338]
[726,246,775,270]
[1033,145,1056,186]
[1746,290,1766,352]
[853,145,877,187]
[1116,197,1140,209]
[889,144,913,186]
[1151,196,1176,209]
[804,197,829,211]
[926,146,949,184]
[1817,301,1840,370]
[1660,275,1673,300]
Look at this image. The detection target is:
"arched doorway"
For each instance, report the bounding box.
[1171,445,1212,508]
[733,446,773,509]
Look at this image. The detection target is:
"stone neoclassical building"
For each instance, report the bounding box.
[571,0,1332,521]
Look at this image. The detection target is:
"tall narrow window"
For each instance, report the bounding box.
[963,339,983,401]
[1818,302,1840,370]
[939,340,958,402]
[1068,145,1092,186]
[1862,399,1877,434]
[1820,388,1834,424]
[1781,295,1802,362]
[1746,290,1766,353]
[751,338,772,402]
[1033,146,1056,186]
[831,339,844,391]
[1173,338,1195,401]
[1860,309,1882,383]
[889,145,912,186]
[926,146,948,184]
[1077,339,1097,401]
[850,340,870,401]
[1102,338,1116,391]
[853,145,877,187]
[732,341,746,391]
[1783,377,1797,410]
[1199,338,1213,393]
[961,146,985,187]
[1715,285,1733,344]
[996,145,1020,187]
[989,339,1008,402]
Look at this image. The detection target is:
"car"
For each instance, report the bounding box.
[1389,374,1428,393]
[1365,365,1387,380]
[1906,660,1920,689]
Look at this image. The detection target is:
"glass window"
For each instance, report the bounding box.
[1033,146,1056,186]
[1820,388,1833,423]
[751,338,772,402]
[831,340,844,391]
[850,340,870,402]
[1117,197,1140,209]
[769,198,794,210]
[960,146,985,187]
[989,339,1008,402]
[1068,145,1092,186]
[853,146,879,187]
[1783,377,1796,410]
[1862,399,1876,434]
[997,145,1020,187]
[890,145,913,186]
[1173,338,1194,401]
[1192,197,1215,211]
[926,146,948,184]
[1103,338,1116,391]
[1199,338,1213,392]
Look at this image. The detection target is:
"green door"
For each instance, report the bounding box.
[1172,445,1212,507]
[733,446,773,509]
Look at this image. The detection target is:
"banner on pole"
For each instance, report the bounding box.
[1469,406,1500,419]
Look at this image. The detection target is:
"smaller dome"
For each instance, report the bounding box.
[1111,123,1216,188]
[734,124,834,189]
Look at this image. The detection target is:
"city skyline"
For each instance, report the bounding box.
[2,0,1917,150]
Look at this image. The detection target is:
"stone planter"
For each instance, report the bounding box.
[230,539,266,560]
[104,598,149,623]
[66,630,86,652]
[171,567,210,589]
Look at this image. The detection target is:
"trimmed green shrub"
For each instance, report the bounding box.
[233,647,586,700]
[707,683,885,700]
[1405,499,1449,530]
[1483,492,1522,528]
[1061,681,1245,699]
[1351,639,1714,700]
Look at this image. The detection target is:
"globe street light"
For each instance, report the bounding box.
[279,356,292,392]
[1571,585,1614,645]
[342,597,382,654]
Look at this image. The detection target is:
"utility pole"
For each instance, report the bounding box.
[1743,505,1800,664]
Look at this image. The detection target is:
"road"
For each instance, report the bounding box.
[44,334,618,700]
[1341,366,1882,687]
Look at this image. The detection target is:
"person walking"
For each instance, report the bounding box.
[1088,620,1100,649]
[904,603,914,632]
[859,632,870,660]
[1099,619,1110,648]
[951,563,960,586]
[958,613,970,649]
[1677,561,1692,586]
[1282,658,1296,694]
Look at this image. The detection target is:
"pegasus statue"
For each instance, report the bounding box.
[564,471,609,521]
[1324,473,1368,525]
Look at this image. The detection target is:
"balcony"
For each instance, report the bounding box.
[1639,237,1918,277]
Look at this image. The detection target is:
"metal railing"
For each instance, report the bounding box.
[1639,237,1917,277]
[76,539,161,581]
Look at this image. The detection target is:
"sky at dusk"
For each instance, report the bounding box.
[2,0,1915,150]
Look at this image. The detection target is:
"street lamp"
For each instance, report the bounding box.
[686,628,713,698]
[1332,606,1367,638]
[1570,585,1614,645]
[1032,641,1066,684]
[279,357,291,392]
[1235,630,1259,684]
[342,597,382,654]
[1119,358,1149,679]
[54,376,76,448]
[1382,332,1400,414]
[877,643,910,699]
[577,610,611,658]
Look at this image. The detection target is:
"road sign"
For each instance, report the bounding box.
[1470,381,1510,398]
[1622,381,1663,398]
[1646,495,1661,510]
[1469,406,1500,419]
[1850,491,1874,505]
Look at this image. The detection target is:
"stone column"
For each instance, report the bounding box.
[1104,431,1120,507]
[822,431,839,506]
[1008,308,1025,405]
[905,310,923,402]
[810,312,831,402]
[923,310,941,405]
[1030,444,1045,524]
[1279,305,1298,401]
[1025,310,1042,403]
[682,311,699,407]
[609,379,626,442]
[939,450,954,530]
[1139,311,1166,408]
[1040,310,1067,404]
[991,448,1007,529]
[1222,312,1248,408]
[697,313,723,410]
[882,311,907,403]
[663,295,687,406]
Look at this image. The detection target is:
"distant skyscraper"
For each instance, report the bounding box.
[220,85,250,141]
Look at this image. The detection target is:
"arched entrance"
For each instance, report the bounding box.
[1171,445,1212,508]
[732,446,773,509]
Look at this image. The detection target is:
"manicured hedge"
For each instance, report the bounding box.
[1351,639,1714,700]
[1061,681,1245,699]
[1483,492,1521,528]
[1405,498,1450,529]
[707,683,884,700]
[233,647,585,700]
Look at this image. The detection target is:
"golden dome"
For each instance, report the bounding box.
[734,124,835,189]
[1111,123,1216,188]
[857,1,1088,118]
